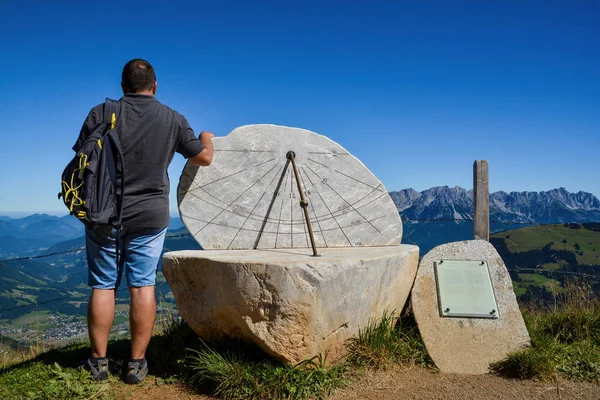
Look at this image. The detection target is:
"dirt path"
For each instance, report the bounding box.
[113,367,600,400]
[331,368,600,400]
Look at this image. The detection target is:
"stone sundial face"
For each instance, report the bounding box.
[178,124,402,250]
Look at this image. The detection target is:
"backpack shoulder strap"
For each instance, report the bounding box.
[103,98,122,128]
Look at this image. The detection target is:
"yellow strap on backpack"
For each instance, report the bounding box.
[110,112,116,129]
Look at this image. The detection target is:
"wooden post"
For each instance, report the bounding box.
[473,160,489,241]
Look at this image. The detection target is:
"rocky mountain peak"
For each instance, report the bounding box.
[389,186,600,224]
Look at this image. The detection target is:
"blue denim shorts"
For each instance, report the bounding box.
[85,225,167,289]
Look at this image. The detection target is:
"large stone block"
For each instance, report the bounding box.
[163,245,419,364]
[412,240,530,374]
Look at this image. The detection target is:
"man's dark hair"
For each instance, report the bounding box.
[121,59,156,92]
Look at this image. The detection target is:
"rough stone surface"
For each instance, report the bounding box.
[178,124,402,250]
[412,240,530,374]
[163,245,419,364]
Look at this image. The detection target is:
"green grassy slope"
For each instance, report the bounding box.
[491,224,600,301]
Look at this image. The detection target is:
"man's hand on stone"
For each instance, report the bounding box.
[200,131,215,142]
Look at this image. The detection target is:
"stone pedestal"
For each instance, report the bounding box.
[163,245,419,364]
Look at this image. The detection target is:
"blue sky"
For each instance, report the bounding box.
[0,1,598,215]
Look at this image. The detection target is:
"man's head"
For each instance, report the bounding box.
[121,59,157,95]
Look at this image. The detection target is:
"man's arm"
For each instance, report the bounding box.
[189,131,214,166]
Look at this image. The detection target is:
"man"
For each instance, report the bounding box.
[74,59,213,383]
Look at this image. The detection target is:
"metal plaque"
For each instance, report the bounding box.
[434,260,499,319]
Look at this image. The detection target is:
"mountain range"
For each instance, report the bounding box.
[0,214,85,257]
[390,186,600,224]
[0,215,185,258]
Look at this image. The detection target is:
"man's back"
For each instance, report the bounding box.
[75,94,203,228]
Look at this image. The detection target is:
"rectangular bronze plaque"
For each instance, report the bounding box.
[434,260,499,319]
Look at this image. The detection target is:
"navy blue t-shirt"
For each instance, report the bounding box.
[74,94,204,228]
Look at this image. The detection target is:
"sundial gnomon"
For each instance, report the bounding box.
[178,125,402,251]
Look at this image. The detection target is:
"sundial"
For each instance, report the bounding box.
[178,124,402,252]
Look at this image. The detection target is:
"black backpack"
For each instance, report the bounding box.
[59,99,125,230]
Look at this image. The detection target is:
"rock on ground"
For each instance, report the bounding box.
[412,240,530,374]
[163,245,418,364]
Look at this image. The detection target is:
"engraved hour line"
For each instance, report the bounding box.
[323,175,381,233]
[181,167,386,226]
[192,158,277,190]
[314,187,353,246]
[299,159,376,220]
[181,212,387,235]
[304,164,381,234]
[275,165,291,249]
[179,183,295,225]
[299,166,328,248]
[268,164,285,186]
[181,169,229,206]
[300,165,352,246]
[254,161,288,249]
[306,158,384,192]
[227,191,268,250]
[304,181,386,220]
[182,167,291,218]
[302,160,385,217]
[181,156,385,224]
[181,163,280,219]
[345,190,390,213]
[193,161,281,237]
[331,185,386,217]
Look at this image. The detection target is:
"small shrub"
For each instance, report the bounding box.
[491,332,558,379]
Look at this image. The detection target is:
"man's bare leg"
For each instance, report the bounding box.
[129,286,156,359]
[88,288,116,358]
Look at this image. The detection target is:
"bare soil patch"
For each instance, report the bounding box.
[112,367,600,400]
[331,367,600,400]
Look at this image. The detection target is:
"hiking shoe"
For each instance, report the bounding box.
[125,358,148,384]
[80,357,109,381]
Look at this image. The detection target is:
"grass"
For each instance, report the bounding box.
[3,278,598,399]
[492,280,600,382]
[183,311,431,399]
[0,311,432,400]
[10,310,51,329]
[493,224,600,265]
[113,314,128,325]
[0,362,111,399]
[513,273,563,298]
[346,311,432,370]
[186,341,348,399]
